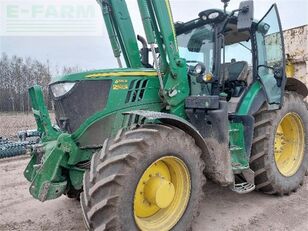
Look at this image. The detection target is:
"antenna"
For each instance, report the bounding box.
[221,0,230,13]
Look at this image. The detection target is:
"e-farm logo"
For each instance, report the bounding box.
[0,0,103,36]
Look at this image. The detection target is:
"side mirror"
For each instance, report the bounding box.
[273,65,284,87]
[237,0,254,31]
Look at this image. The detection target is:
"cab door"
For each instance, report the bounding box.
[255,4,285,104]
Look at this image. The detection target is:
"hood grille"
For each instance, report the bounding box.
[53,80,112,133]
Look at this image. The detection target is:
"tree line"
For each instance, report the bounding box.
[0,53,80,112]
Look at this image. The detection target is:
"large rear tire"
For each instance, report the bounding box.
[80,124,205,231]
[250,92,308,195]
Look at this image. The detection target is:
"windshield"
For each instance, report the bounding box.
[177,24,215,74]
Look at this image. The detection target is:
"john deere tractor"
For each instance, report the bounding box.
[24,0,308,230]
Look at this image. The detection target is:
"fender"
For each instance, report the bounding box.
[124,110,234,186]
[285,78,308,98]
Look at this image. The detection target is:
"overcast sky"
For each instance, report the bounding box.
[0,0,307,73]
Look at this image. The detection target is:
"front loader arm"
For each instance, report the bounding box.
[97,0,142,68]
[99,0,190,116]
[138,0,190,116]
[28,85,59,142]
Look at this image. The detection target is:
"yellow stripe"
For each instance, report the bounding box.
[165,0,178,51]
[86,71,157,78]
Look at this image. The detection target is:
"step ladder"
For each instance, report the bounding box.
[230,168,256,194]
[231,182,255,194]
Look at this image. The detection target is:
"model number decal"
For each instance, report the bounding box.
[113,79,128,90]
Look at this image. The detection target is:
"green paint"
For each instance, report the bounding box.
[24,0,282,202]
[25,71,163,201]
[230,81,262,171]
[24,133,91,201]
[137,0,155,44]
[28,85,60,142]
[51,68,157,82]
[69,169,84,190]
[24,139,66,201]
[229,81,262,172]
[237,81,262,115]
[100,3,122,58]
[99,0,142,68]
[23,0,210,201]
[229,123,249,171]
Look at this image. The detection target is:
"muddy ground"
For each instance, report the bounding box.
[0,156,307,231]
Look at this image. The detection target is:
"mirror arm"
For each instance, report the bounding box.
[219,9,240,34]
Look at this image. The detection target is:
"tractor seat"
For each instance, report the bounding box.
[222,61,250,99]
[228,61,249,82]
[221,61,249,82]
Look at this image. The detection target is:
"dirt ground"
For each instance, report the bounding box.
[0,113,55,140]
[0,156,307,231]
[1,113,308,230]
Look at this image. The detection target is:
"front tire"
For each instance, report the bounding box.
[80,124,205,231]
[250,92,308,195]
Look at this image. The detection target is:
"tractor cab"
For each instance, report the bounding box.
[175,1,286,110]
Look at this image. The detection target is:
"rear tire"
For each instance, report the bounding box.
[80,124,205,231]
[250,92,308,195]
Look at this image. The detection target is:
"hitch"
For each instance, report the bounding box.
[24,133,89,201]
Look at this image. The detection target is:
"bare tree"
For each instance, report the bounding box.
[0,53,81,112]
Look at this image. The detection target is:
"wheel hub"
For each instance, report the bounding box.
[144,176,175,209]
[134,156,191,231]
[274,112,305,177]
[134,160,172,218]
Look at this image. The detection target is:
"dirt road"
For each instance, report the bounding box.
[0,156,307,231]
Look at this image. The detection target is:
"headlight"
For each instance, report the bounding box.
[194,63,205,75]
[50,82,76,98]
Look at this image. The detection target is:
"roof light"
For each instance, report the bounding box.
[208,12,220,19]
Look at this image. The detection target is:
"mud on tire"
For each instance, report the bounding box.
[250,92,308,195]
[80,124,205,231]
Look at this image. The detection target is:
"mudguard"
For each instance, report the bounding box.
[285,78,308,98]
[124,110,234,186]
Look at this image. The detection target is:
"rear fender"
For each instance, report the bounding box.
[285,78,308,98]
[124,110,234,186]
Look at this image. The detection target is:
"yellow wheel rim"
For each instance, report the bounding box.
[274,112,305,177]
[134,156,191,231]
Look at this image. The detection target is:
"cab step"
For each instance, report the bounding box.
[231,168,255,194]
[231,182,255,194]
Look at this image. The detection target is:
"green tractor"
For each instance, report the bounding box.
[24,0,308,230]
